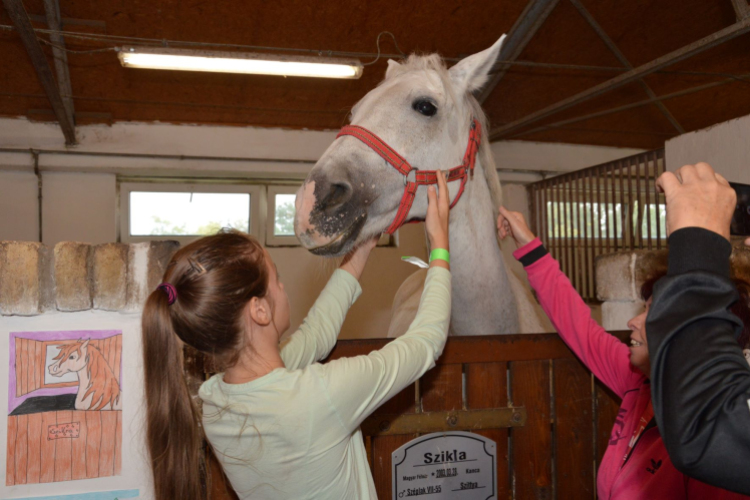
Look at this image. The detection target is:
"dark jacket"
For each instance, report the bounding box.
[647,227,750,495]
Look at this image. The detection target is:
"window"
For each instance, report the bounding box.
[266,186,300,246]
[121,181,399,247]
[120,182,262,243]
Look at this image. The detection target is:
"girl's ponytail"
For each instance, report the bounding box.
[140,231,269,500]
[142,287,204,500]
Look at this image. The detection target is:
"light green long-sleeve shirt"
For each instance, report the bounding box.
[199,266,451,499]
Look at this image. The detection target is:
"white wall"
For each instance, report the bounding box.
[41,173,117,246]
[0,171,38,242]
[665,112,750,184]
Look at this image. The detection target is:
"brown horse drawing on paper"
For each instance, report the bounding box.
[48,339,122,411]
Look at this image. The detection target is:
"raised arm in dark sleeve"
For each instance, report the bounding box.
[647,227,750,495]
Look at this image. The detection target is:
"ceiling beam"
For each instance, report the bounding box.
[569,0,684,134]
[2,0,76,144]
[504,73,749,140]
[477,0,559,104]
[731,0,750,20]
[42,0,75,127]
[489,16,750,141]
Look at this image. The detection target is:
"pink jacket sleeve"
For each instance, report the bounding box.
[514,238,641,398]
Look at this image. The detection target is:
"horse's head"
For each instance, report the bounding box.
[48,339,89,377]
[294,35,506,256]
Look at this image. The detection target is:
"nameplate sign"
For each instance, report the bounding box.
[47,422,80,440]
[392,431,497,499]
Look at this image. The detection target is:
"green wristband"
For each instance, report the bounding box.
[429,248,450,264]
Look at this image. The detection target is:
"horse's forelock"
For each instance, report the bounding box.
[52,342,81,362]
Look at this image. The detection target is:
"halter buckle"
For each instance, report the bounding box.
[404,169,417,186]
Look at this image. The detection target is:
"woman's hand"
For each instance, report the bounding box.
[426,170,450,269]
[340,236,379,280]
[497,206,536,248]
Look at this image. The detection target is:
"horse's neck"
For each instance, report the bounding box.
[442,158,520,335]
[74,358,90,388]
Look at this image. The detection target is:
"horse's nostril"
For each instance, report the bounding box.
[321,182,352,210]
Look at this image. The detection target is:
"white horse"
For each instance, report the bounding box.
[294,35,551,336]
[48,339,122,411]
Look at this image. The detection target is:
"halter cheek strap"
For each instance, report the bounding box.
[336,119,482,234]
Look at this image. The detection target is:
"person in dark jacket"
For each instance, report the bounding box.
[647,162,750,495]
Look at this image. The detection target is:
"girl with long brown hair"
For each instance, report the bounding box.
[141,172,452,499]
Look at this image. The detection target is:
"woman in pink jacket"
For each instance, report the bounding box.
[497,206,750,500]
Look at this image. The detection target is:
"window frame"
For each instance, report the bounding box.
[266,185,301,246]
[119,181,264,244]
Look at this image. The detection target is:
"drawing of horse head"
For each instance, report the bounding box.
[49,339,90,377]
[49,338,122,411]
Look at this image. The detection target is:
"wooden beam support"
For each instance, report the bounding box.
[731,0,750,20]
[504,72,749,140]
[2,0,76,144]
[477,0,559,104]
[569,0,685,134]
[42,0,75,127]
[490,16,750,141]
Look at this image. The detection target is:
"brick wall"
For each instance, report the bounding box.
[0,240,179,316]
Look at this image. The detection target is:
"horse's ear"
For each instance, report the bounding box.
[449,34,507,94]
[385,59,402,79]
[80,339,90,350]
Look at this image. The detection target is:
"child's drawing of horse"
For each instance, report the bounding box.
[48,339,122,411]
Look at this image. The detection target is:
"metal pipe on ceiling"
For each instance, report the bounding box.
[477,0,560,104]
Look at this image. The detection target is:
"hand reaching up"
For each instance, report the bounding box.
[340,236,379,280]
[497,206,536,248]
[425,170,450,269]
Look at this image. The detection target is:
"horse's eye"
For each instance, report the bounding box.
[412,99,437,117]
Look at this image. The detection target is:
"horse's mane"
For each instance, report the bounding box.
[81,343,121,411]
[377,53,503,213]
[52,342,82,361]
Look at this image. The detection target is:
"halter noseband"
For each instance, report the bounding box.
[336,119,482,234]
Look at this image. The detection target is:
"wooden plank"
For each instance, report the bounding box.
[99,411,117,477]
[372,434,413,499]
[511,360,552,500]
[54,410,72,482]
[371,383,416,499]
[327,334,576,364]
[114,411,122,475]
[466,362,510,500]
[35,340,42,392]
[85,411,102,478]
[6,417,17,486]
[15,338,21,397]
[40,412,56,483]
[107,335,117,370]
[26,413,42,484]
[554,358,594,499]
[15,414,28,485]
[71,410,87,480]
[114,334,123,384]
[20,338,28,397]
[421,364,462,412]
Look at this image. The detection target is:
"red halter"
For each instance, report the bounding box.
[336,119,482,234]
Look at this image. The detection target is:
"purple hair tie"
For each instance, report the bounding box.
[157,283,177,305]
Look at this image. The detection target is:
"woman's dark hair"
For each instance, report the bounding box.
[641,274,750,349]
[141,231,269,500]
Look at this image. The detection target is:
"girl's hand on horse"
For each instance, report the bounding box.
[426,170,450,266]
[340,236,379,280]
[497,206,536,248]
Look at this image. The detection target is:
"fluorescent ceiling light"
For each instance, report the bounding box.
[117,46,363,79]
